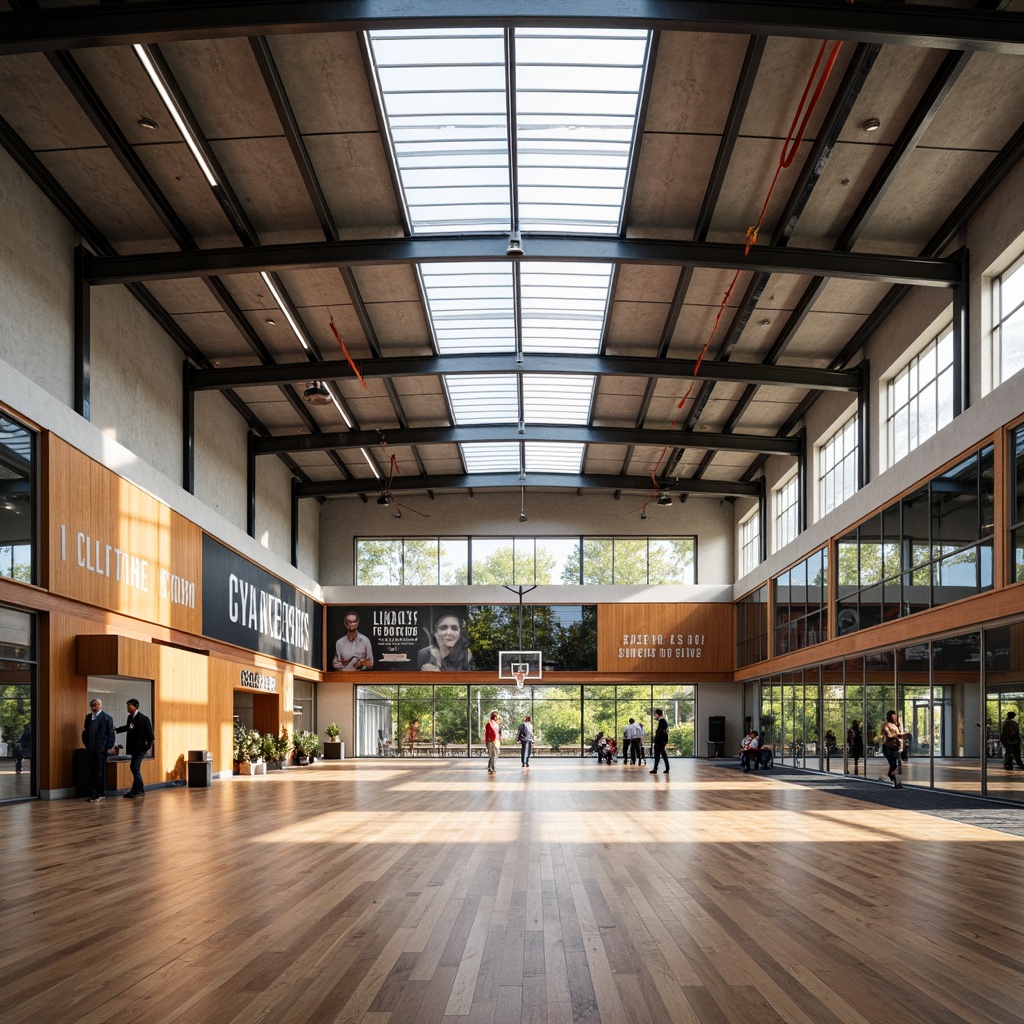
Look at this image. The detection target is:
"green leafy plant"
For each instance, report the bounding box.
[271,728,290,763]
[326,722,340,740]
[233,723,264,764]
[293,729,319,761]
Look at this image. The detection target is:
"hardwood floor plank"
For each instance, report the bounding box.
[2,760,1024,1024]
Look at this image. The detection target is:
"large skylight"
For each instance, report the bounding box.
[515,29,650,234]
[521,263,612,353]
[367,27,649,478]
[367,29,510,233]
[420,263,514,354]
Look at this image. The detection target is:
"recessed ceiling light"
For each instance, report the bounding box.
[265,318,276,326]
[137,117,158,130]
[862,117,881,132]
[760,319,771,327]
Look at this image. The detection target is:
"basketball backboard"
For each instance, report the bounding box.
[498,650,543,680]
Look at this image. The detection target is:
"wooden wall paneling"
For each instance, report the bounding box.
[597,603,734,674]
[47,437,203,634]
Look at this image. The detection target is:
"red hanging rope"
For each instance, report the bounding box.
[649,37,844,484]
[329,318,367,389]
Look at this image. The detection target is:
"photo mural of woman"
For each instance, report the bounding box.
[418,610,474,671]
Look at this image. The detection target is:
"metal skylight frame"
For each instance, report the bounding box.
[367,26,650,479]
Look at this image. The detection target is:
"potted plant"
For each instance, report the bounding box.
[292,729,319,766]
[324,723,344,760]
[269,727,290,769]
[233,724,266,775]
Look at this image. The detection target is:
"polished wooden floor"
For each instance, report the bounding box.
[2,758,1023,1024]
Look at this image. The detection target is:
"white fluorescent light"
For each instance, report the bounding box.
[330,388,353,429]
[260,271,309,350]
[361,449,380,477]
[133,45,219,188]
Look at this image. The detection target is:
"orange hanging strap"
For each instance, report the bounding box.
[329,319,367,389]
[745,39,843,255]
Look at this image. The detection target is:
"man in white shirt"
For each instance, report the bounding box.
[333,613,374,670]
[623,718,641,764]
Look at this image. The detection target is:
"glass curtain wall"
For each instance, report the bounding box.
[751,630,1002,798]
[355,683,696,758]
[0,606,36,802]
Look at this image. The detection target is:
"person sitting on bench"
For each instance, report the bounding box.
[740,730,759,771]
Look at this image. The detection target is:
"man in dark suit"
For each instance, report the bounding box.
[649,707,670,776]
[116,698,154,797]
[81,698,116,801]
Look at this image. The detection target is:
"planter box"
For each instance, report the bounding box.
[323,741,345,760]
[239,761,266,775]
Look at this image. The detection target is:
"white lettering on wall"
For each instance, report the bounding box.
[228,573,311,652]
[62,522,196,607]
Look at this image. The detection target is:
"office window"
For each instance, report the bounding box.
[0,413,35,585]
[819,414,859,518]
[995,254,1024,387]
[887,328,954,465]
[1011,425,1024,582]
[739,514,760,577]
[774,474,799,552]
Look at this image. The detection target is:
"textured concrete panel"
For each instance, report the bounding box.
[0,149,76,404]
[644,32,751,134]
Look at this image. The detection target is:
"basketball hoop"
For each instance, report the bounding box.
[514,670,526,691]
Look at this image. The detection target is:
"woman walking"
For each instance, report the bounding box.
[880,710,903,789]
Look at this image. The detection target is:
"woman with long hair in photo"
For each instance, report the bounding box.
[418,610,474,671]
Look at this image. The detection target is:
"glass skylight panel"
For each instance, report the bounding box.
[462,442,521,473]
[523,375,594,423]
[367,29,510,233]
[525,442,585,474]
[445,375,518,424]
[515,29,649,233]
[420,263,515,354]
[520,263,611,354]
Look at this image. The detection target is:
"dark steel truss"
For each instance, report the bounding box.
[3,2,1024,57]
[81,235,962,288]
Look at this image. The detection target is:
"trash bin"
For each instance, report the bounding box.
[707,716,725,758]
[187,749,212,788]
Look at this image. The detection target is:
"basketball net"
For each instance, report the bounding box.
[514,670,526,691]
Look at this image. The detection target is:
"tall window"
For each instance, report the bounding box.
[887,328,954,465]
[739,514,760,577]
[819,414,859,518]
[0,413,35,585]
[774,474,799,552]
[356,535,695,585]
[995,254,1024,387]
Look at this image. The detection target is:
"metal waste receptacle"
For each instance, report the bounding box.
[187,749,212,788]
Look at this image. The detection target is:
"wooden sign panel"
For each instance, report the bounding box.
[598,603,734,673]
[47,437,202,633]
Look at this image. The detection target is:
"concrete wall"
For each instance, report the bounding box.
[0,141,319,595]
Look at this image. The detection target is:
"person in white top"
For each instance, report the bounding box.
[623,718,641,764]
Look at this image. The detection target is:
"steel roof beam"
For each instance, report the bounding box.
[82,235,961,287]
[4,2,1024,57]
[253,423,800,457]
[296,470,761,501]
[191,352,860,393]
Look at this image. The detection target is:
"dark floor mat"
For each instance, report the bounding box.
[715,761,1024,836]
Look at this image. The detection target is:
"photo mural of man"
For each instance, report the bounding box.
[333,612,374,670]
